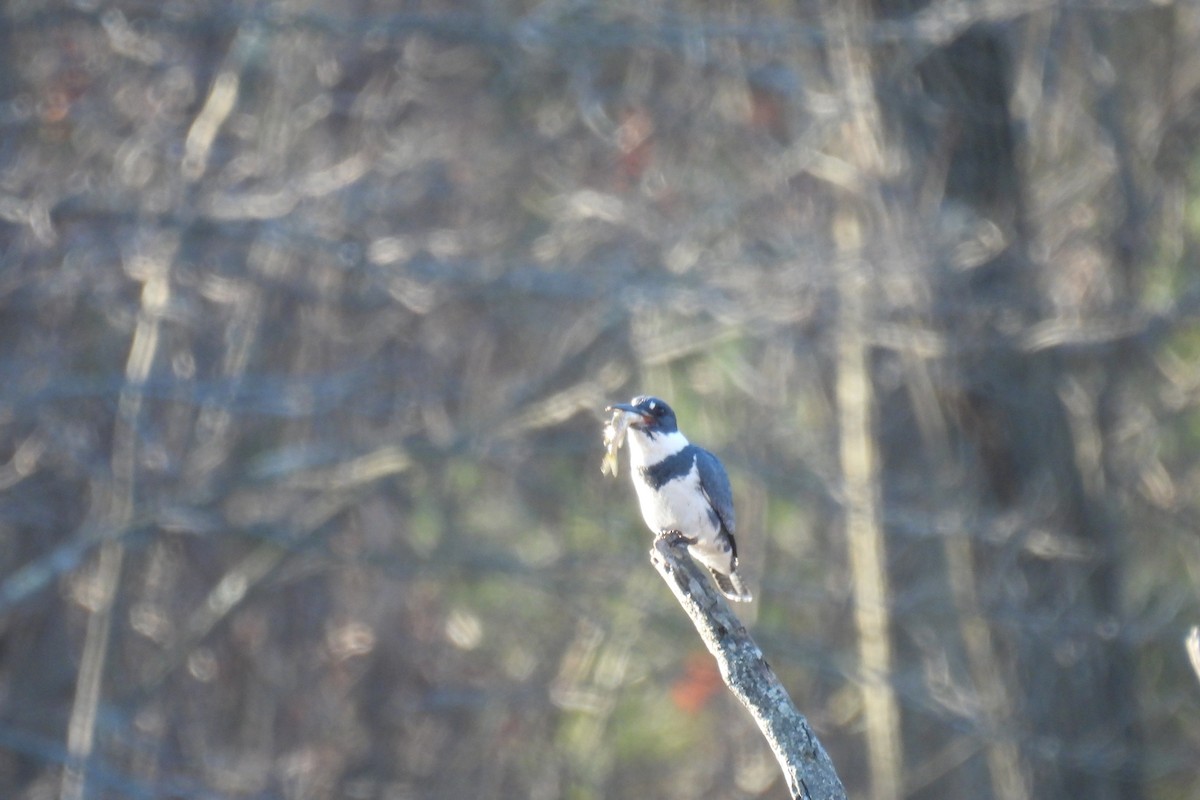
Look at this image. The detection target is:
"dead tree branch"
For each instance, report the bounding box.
[649,537,847,800]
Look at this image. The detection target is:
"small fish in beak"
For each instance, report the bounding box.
[600,405,640,476]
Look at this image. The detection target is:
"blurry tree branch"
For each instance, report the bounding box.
[62,248,175,800]
[133,489,365,698]
[1188,627,1200,688]
[649,538,847,800]
[8,2,1157,57]
[825,0,902,794]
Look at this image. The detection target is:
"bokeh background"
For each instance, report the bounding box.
[3,0,1200,798]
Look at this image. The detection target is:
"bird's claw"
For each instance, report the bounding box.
[657,529,696,547]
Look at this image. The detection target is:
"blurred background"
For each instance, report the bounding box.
[2,0,1199,798]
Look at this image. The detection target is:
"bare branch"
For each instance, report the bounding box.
[649,538,847,800]
[1187,627,1200,688]
[62,243,177,800]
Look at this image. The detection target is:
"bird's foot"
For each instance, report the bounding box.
[656,529,696,548]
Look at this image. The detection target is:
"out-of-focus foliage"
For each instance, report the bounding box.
[1,0,1199,798]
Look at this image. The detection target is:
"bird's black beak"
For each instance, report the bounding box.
[605,402,648,427]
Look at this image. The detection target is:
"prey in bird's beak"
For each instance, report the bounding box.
[601,403,644,477]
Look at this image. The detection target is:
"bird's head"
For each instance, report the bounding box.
[605,395,679,437]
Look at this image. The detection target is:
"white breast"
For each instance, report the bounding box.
[626,429,721,544]
[634,463,717,535]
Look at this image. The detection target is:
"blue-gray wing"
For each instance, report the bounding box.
[694,446,737,539]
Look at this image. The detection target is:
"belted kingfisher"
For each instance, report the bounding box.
[606,396,752,602]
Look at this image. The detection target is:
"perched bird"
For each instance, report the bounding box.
[606,396,752,602]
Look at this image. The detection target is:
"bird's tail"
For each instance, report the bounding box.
[710,568,753,603]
